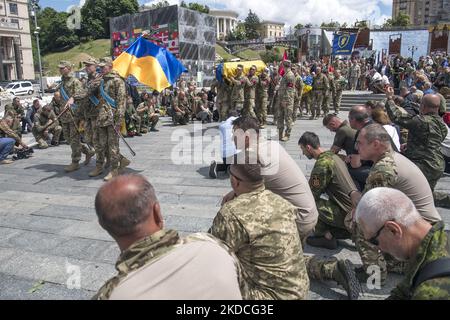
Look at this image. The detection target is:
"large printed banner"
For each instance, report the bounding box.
[332,32,358,56]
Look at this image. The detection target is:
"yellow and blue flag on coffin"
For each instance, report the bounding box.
[332,32,358,56]
[113,36,187,92]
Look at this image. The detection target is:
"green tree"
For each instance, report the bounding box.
[321,21,340,28]
[149,0,171,9]
[180,2,209,13]
[226,22,246,41]
[355,20,368,28]
[244,10,261,39]
[81,0,139,39]
[294,23,304,31]
[383,13,410,28]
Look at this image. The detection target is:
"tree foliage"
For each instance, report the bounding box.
[383,13,410,28]
[244,10,261,40]
[80,0,139,39]
[226,22,247,41]
[180,1,210,13]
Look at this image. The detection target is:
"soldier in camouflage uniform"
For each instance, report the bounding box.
[331,70,347,114]
[82,57,100,161]
[92,57,130,181]
[255,68,270,127]
[355,123,442,284]
[356,187,450,300]
[269,66,282,126]
[301,69,314,117]
[242,65,258,118]
[93,175,243,300]
[311,67,329,120]
[385,90,450,208]
[298,132,358,248]
[277,60,296,142]
[293,66,304,120]
[125,97,142,136]
[172,91,191,125]
[4,97,25,136]
[349,60,361,91]
[229,65,246,114]
[57,61,95,173]
[209,164,309,300]
[31,105,62,149]
[211,76,231,121]
[137,95,159,132]
[359,59,368,91]
[321,70,332,116]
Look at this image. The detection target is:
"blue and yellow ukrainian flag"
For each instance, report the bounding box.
[113,36,187,92]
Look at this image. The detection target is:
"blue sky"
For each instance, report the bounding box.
[38,0,393,26]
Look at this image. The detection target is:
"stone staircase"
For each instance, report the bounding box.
[339,91,450,112]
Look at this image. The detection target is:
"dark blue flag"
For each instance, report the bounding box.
[332,33,358,56]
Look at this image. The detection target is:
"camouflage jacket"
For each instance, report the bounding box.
[230,75,247,102]
[295,74,304,98]
[279,69,297,103]
[60,74,86,123]
[349,64,361,78]
[96,70,127,127]
[93,229,244,300]
[0,119,21,144]
[256,75,270,99]
[209,185,309,300]
[32,110,57,133]
[83,72,101,119]
[313,73,330,91]
[172,96,191,114]
[4,102,24,119]
[363,151,397,193]
[48,98,65,117]
[309,151,357,214]
[244,74,258,100]
[388,221,450,300]
[331,76,348,92]
[385,100,448,173]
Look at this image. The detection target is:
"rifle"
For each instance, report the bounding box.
[42,101,71,131]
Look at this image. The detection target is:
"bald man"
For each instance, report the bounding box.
[93,174,243,300]
[385,88,450,208]
[356,188,450,300]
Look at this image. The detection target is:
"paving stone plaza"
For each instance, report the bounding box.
[1,106,449,300]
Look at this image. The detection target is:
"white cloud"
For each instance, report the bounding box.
[143,0,391,27]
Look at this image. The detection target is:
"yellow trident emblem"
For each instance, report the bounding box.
[338,35,350,49]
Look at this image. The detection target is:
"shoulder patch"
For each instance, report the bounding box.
[311,175,321,188]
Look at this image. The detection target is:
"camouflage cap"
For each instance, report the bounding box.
[98,57,113,67]
[83,57,99,66]
[58,61,73,69]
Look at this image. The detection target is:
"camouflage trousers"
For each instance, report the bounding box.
[304,255,338,282]
[350,77,358,91]
[242,98,256,118]
[312,90,325,118]
[173,112,190,125]
[293,93,303,120]
[218,99,230,122]
[255,95,268,125]
[126,114,142,134]
[315,199,352,239]
[301,93,312,115]
[61,122,91,163]
[84,117,97,152]
[231,101,244,114]
[32,124,62,149]
[277,101,294,136]
[359,75,367,91]
[321,92,331,116]
[96,125,122,169]
[332,90,343,113]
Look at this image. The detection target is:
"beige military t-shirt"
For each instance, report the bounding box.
[393,152,442,223]
[109,240,242,300]
[257,139,319,225]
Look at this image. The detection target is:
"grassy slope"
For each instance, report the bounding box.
[43,39,111,76]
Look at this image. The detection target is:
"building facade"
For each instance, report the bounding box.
[392,0,450,26]
[0,0,34,81]
[209,9,238,40]
[259,21,285,39]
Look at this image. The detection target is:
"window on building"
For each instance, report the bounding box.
[9,3,18,15]
[10,18,19,27]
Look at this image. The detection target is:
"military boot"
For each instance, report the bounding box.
[84,149,95,166]
[119,157,131,172]
[64,162,80,173]
[104,169,119,182]
[89,164,104,177]
[333,259,362,300]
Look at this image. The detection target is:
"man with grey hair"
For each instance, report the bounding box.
[94,174,243,300]
[354,123,442,284]
[356,187,450,300]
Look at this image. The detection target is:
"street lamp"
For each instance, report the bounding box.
[30,0,43,96]
[408,45,418,61]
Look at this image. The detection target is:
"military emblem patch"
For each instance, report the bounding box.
[311,175,321,188]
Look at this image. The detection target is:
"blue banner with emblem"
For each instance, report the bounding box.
[332,32,358,56]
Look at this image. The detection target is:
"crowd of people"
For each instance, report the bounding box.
[1,52,450,300]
